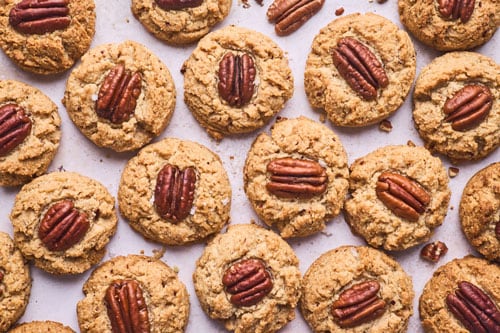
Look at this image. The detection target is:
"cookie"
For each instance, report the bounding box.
[193,224,302,333]
[419,256,500,332]
[9,321,75,333]
[118,137,231,245]
[0,80,61,187]
[459,162,500,262]
[0,232,31,332]
[344,145,451,251]
[132,0,232,45]
[10,171,117,275]
[244,116,349,238]
[77,254,189,333]
[413,51,500,162]
[182,25,293,140]
[301,246,414,332]
[304,12,416,127]
[62,40,176,152]
[399,0,499,51]
[0,0,95,75]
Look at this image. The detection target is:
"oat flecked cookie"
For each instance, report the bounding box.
[10,172,117,275]
[183,25,293,140]
[62,40,176,152]
[0,232,31,332]
[9,321,75,333]
[193,224,302,333]
[132,0,232,45]
[304,12,416,127]
[77,255,189,333]
[0,0,95,75]
[413,52,500,162]
[0,80,61,186]
[301,246,414,333]
[419,256,500,333]
[118,137,231,245]
[244,116,349,238]
[344,145,451,251]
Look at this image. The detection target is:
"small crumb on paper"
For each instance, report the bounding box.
[448,167,459,178]
[335,7,344,16]
[407,140,416,147]
[152,246,167,259]
[379,119,393,132]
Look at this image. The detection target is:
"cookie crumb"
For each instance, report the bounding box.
[230,156,234,160]
[320,231,332,237]
[152,246,167,259]
[379,119,393,132]
[319,114,326,123]
[140,250,145,254]
[173,266,179,273]
[407,140,416,147]
[448,167,459,178]
[335,7,344,16]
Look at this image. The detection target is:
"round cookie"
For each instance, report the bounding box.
[244,116,349,238]
[118,137,231,245]
[344,145,451,251]
[62,40,176,152]
[413,52,500,162]
[304,12,416,127]
[10,171,117,275]
[182,25,293,140]
[0,80,61,186]
[0,232,31,332]
[459,162,500,262]
[301,246,414,332]
[77,255,189,333]
[193,223,302,333]
[399,0,499,51]
[0,0,95,75]
[9,321,75,333]
[419,256,500,332]
[132,0,232,45]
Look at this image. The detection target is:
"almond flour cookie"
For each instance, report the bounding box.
[10,171,117,275]
[0,80,61,187]
[0,0,95,75]
[118,137,231,245]
[304,12,416,127]
[244,116,349,238]
[182,25,293,140]
[344,145,451,251]
[9,321,75,333]
[301,246,414,333]
[419,256,500,333]
[132,0,232,45]
[413,52,500,162]
[77,255,189,333]
[62,40,176,152]
[193,224,302,333]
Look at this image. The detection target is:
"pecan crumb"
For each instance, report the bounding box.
[421,241,448,262]
[377,0,388,3]
[407,140,416,147]
[230,156,235,160]
[448,167,459,178]
[379,119,393,132]
[255,0,263,5]
[241,0,250,8]
[335,7,344,16]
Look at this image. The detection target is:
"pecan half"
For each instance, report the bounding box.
[9,0,71,35]
[96,64,142,124]
[222,258,273,307]
[267,0,325,36]
[105,279,150,333]
[446,281,500,333]
[332,37,389,101]
[154,164,196,222]
[332,280,387,328]
[443,85,492,131]
[155,0,203,10]
[218,52,256,107]
[495,221,500,241]
[420,241,448,263]
[376,172,431,221]
[0,103,32,157]
[438,0,475,23]
[38,199,89,251]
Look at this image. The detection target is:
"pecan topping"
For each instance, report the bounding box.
[332,37,389,101]
[0,103,32,157]
[495,221,500,241]
[438,0,475,23]
[9,0,71,35]
[96,64,142,124]
[38,199,89,251]
[266,157,327,199]
[222,259,273,307]
[420,241,448,263]
[376,172,431,221]
[218,52,256,107]
[332,280,387,328]
[443,85,493,131]
[105,279,150,333]
[267,0,325,36]
[155,0,203,10]
[154,164,196,222]
[446,281,500,333]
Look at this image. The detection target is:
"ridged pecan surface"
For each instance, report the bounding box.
[420,241,448,262]
[443,84,492,131]
[155,0,203,10]
[0,103,32,157]
[9,0,71,35]
[438,0,475,23]
[267,0,324,36]
[218,52,256,107]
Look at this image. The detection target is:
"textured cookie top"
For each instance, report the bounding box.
[9,320,75,333]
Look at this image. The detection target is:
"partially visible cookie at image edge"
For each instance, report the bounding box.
[8,321,75,333]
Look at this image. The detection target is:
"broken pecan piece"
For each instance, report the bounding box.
[420,241,448,263]
[443,84,492,131]
[218,52,256,107]
[495,221,500,241]
[105,279,150,333]
[0,103,32,157]
[154,0,203,10]
[222,258,273,307]
[332,37,389,100]
[267,0,325,36]
[438,0,475,23]
[9,0,71,35]
[376,172,431,221]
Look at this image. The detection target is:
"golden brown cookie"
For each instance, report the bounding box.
[9,321,75,333]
